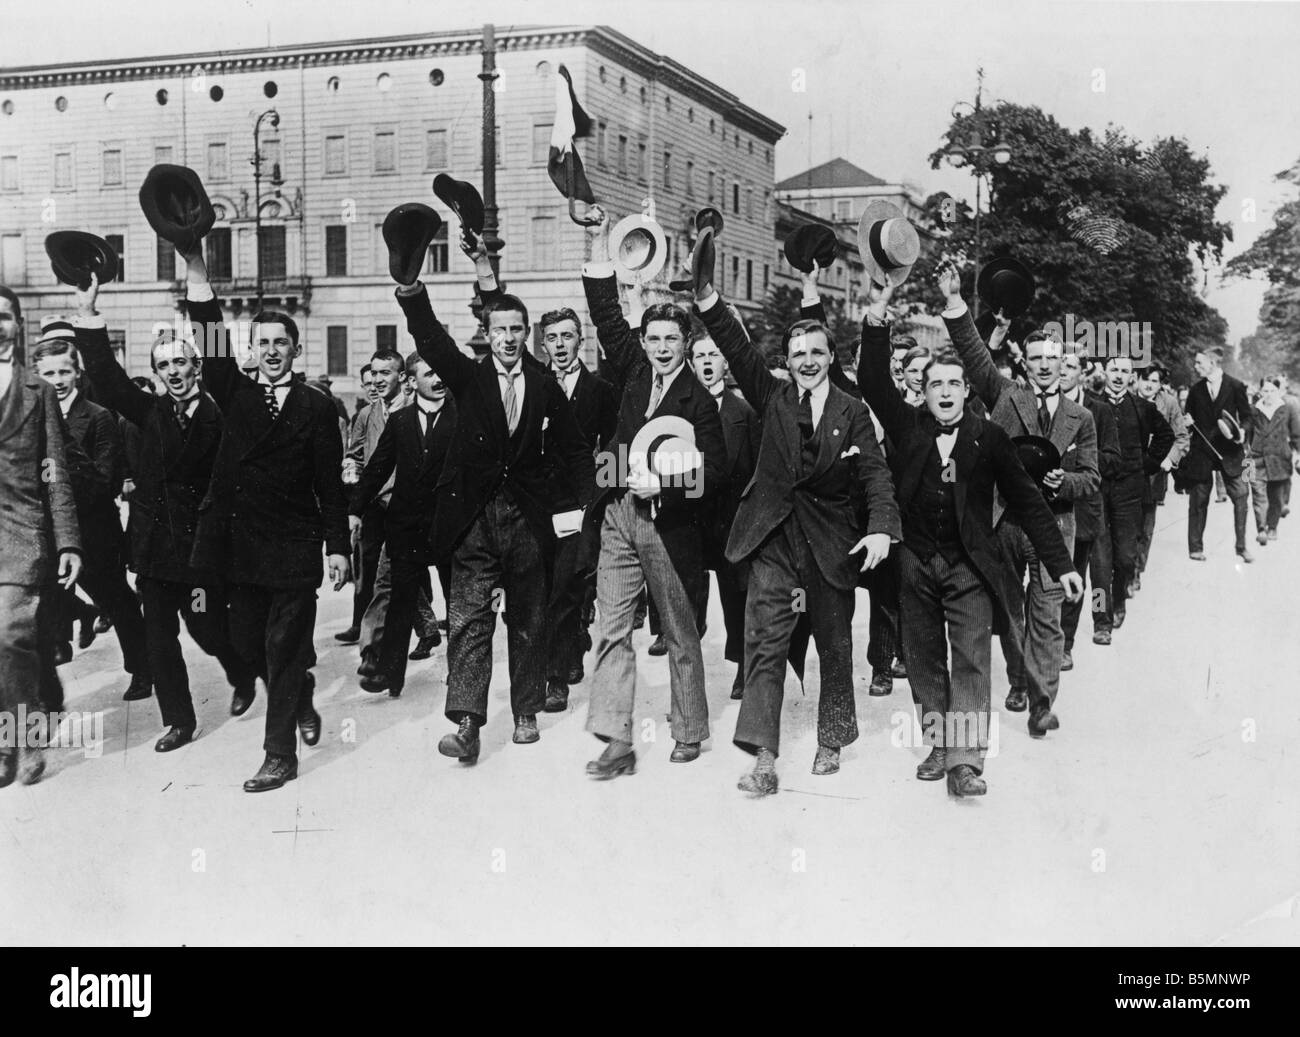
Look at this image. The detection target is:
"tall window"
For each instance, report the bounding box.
[836,199,851,221]
[707,170,714,203]
[373,130,396,174]
[326,326,348,377]
[617,135,628,176]
[101,148,124,187]
[531,215,557,271]
[636,142,646,182]
[154,144,174,165]
[325,225,347,276]
[259,225,287,279]
[746,259,753,300]
[53,149,73,190]
[732,256,740,293]
[596,121,607,167]
[0,154,17,192]
[732,183,740,214]
[663,151,672,192]
[324,134,346,176]
[425,223,449,274]
[207,141,228,181]
[0,234,24,284]
[205,228,232,279]
[746,189,754,221]
[376,325,397,353]
[763,264,770,293]
[532,123,552,165]
[426,128,448,170]
[108,330,125,367]
[104,234,124,283]
[156,234,175,281]
[685,160,694,199]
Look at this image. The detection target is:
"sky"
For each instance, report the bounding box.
[4,0,1296,342]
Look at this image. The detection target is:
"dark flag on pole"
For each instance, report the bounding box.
[548,64,595,204]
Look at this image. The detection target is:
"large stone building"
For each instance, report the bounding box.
[0,25,784,397]
[774,157,927,228]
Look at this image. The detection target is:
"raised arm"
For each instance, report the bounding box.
[937,260,1009,410]
[70,279,156,429]
[855,289,912,446]
[394,283,477,395]
[695,288,779,415]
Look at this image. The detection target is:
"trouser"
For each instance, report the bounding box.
[0,584,52,748]
[998,514,1073,714]
[226,584,318,758]
[66,562,151,678]
[137,576,256,731]
[1214,470,1227,499]
[360,542,439,651]
[1093,474,1143,630]
[35,584,64,711]
[1137,503,1157,574]
[375,539,434,692]
[445,491,548,724]
[863,552,901,672]
[587,492,709,745]
[898,546,994,773]
[544,521,601,683]
[1060,536,1096,650]
[1253,478,1287,533]
[350,503,385,630]
[1188,471,1249,554]
[733,518,856,757]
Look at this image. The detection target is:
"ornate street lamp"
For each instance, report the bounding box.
[252,108,282,311]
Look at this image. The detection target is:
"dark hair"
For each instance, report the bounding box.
[249,310,299,347]
[780,317,830,355]
[31,338,81,369]
[1145,364,1167,382]
[404,351,426,377]
[639,303,692,341]
[540,307,582,334]
[921,349,966,386]
[131,376,154,391]
[901,344,933,368]
[0,285,21,322]
[369,348,404,369]
[360,363,372,378]
[483,293,530,330]
[890,335,918,353]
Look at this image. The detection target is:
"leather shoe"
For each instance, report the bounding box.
[1131,572,1141,593]
[438,717,480,763]
[1061,648,1074,671]
[18,747,46,786]
[243,752,297,793]
[647,634,667,657]
[0,751,16,789]
[334,626,361,644]
[947,764,986,797]
[53,642,72,666]
[1004,688,1028,712]
[357,652,382,678]
[154,726,194,753]
[543,681,569,713]
[1257,532,1269,546]
[77,614,97,650]
[587,740,636,779]
[1028,707,1060,737]
[670,740,700,763]
[1237,547,1255,563]
[360,672,394,694]
[916,746,946,781]
[513,714,540,744]
[408,632,440,660]
[891,658,908,679]
[230,682,255,717]
[811,745,839,775]
[1189,551,1206,561]
[566,661,585,685]
[1092,629,1112,646]
[297,705,322,747]
[730,670,744,700]
[868,670,893,696]
[122,674,153,701]
[738,749,778,795]
[1113,605,1126,629]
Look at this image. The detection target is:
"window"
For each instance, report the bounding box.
[102,148,123,187]
[746,259,753,301]
[53,149,73,190]
[663,151,672,192]
[156,234,175,281]
[836,199,851,221]
[732,256,740,293]
[104,234,124,283]
[617,135,628,176]
[732,183,740,214]
[685,160,694,199]
[532,123,552,165]
[746,189,753,221]
[1,154,17,192]
[426,128,447,170]
[596,122,607,167]
[636,141,646,182]
[763,264,769,292]
[259,225,286,279]
[717,250,724,294]
[376,325,397,353]
[207,141,228,181]
[805,200,819,216]
[325,225,347,276]
[327,326,348,377]
[0,234,24,284]
[154,145,173,165]
[262,138,281,174]
[531,215,557,271]
[205,228,232,279]
[707,170,714,203]
[373,130,396,174]
[425,223,448,274]
[325,134,346,176]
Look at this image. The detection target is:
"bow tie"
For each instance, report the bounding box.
[932,423,959,438]
[1036,389,1059,399]
[1106,392,1126,405]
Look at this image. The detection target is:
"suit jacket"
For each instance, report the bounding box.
[1184,373,1253,481]
[1249,399,1300,481]
[699,297,901,591]
[395,284,595,564]
[187,291,350,589]
[61,391,126,565]
[857,318,1073,632]
[1071,389,1121,542]
[582,271,727,601]
[1104,391,1176,494]
[548,363,619,513]
[0,362,81,585]
[1152,385,1190,468]
[76,321,225,584]
[703,389,761,567]
[943,307,1100,521]
[347,397,398,504]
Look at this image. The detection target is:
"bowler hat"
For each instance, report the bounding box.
[432,174,485,244]
[1012,435,1062,486]
[784,224,838,274]
[977,256,1035,319]
[44,231,118,290]
[382,203,443,286]
[669,224,716,296]
[608,213,667,286]
[695,207,724,236]
[139,164,215,254]
[858,200,920,289]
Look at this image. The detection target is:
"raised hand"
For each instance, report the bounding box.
[73,271,100,317]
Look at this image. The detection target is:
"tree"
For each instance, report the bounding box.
[747,283,859,367]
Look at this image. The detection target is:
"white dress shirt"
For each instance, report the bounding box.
[0,356,13,398]
[256,371,294,411]
[557,362,583,399]
[59,387,79,417]
[493,356,526,417]
[935,424,959,465]
[708,381,727,410]
[646,362,686,416]
[798,377,831,431]
[415,396,444,438]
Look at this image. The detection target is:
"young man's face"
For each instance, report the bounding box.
[370,356,403,403]
[1193,352,1216,379]
[1059,354,1083,393]
[542,318,581,371]
[1260,381,1282,406]
[35,352,79,401]
[1137,371,1161,400]
[642,319,688,377]
[411,360,447,406]
[787,328,832,392]
[487,308,528,369]
[890,349,907,388]
[152,341,201,399]
[0,296,19,359]
[1024,340,1062,390]
[902,355,929,394]
[690,338,727,391]
[362,372,377,404]
[1105,357,1134,394]
[923,361,968,424]
[251,320,300,381]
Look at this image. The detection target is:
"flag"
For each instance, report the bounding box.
[548,64,595,204]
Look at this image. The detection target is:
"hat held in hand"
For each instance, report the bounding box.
[45,231,118,290]
[608,213,667,286]
[383,203,442,286]
[139,164,216,254]
[858,200,920,289]
[1011,434,1062,487]
[977,256,1035,319]
[668,224,716,296]
[432,174,485,246]
[784,224,838,274]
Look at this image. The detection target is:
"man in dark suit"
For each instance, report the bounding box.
[391,247,594,763]
[1184,346,1254,562]
[180,242,351,793]
[72,274,257,752]
[941,276,1100,736]
[688,334,760,701]
[30,333,152,702]
[858,288,1084,797]
[0,285,83,787]
[580,213,727,778]
[695,283,900,795]
[349,352,456,698]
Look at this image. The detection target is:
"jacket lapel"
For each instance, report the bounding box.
[0,368,39,445]
[1049,400,1081,457]
[950,411,982,526]
[478,358,509,447]
[1011,390,1040,437]
[245,381,308,459]
[805,387,850,482]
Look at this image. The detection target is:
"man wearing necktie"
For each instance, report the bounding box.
[71,273,256,753]
[859,281,1084,798]
[938,263,1099,736]
[1183,346,1253,562]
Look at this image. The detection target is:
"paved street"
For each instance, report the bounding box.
[4,496,1297,946]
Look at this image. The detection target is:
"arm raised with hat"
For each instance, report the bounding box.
[392,285,476,398]
[694,286,779,417]
[70,273,157,430]
[580,209,644,394]
[855,283,913,445]
[937,259,1010,411]
[176,243,246,413]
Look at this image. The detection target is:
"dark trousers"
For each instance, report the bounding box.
[137,576,256,730]
[62,563,151,677]
[1093,474,1143,629]
[1188,472,1249,554]
[998,515,1072,713]
[1249,470,1288,535]
[898,545,994,773]
[712,560,748,666]
[351,502,386,630]
[544,521,600,683]
[863,553,900,673]
[376,538,435,691]
[227,584,317,758]
[733,518,857,757]
[1,584,48,747]
[446,491,548,724]
[1137,503,1158,573]
[1060,536,1097,650]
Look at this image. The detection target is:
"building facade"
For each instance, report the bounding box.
[0,25,783,399]
[775,157,927,228]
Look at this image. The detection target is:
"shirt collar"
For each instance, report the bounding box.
[493,356,524,380]
[652,362,685,397]
[59,387,79,415]
[708,381,726,398]
[258,370,293,389]
[416,395,443,415]
[800,377,831,406]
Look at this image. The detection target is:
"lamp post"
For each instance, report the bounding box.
[252,108,283,312]
[943,68,1013,317]
[467,23,505,352]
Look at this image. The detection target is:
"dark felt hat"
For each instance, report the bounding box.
[139,164,215,254]
[1012,434,1062,486]
[383,203,443,285]
[976,256,1036,319]
[669,224,716,296]
[432,174,485,244]
[695,207,724,236]
[784,224,838,274]
[45,231,118,290]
